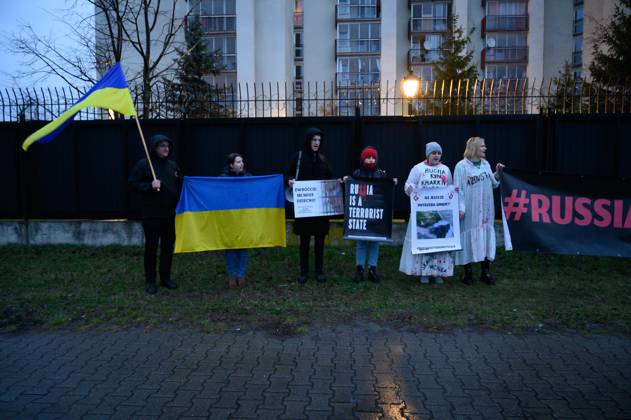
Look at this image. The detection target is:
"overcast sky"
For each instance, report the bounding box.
[0,0,93,88]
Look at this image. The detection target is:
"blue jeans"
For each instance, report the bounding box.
[225,249,248,276]
[356,241,380,267]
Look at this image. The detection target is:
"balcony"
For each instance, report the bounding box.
[410,17,448,33]
[336,4,379,20]
[198,15,236,33]
[408,47,442,65]
[336,38,381,54]
[485,47,528,63]
[336,71,380,86]
[485,15,528,31]
[573,51,583,66]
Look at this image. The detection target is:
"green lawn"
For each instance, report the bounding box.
[1,245,630,334]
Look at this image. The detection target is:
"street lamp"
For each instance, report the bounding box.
[401,71,421,116]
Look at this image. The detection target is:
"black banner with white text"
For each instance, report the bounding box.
[501,170,631,257]
[344,178,394,242]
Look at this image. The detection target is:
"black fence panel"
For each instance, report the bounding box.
[1,123,20,218]
[1,115,629,220]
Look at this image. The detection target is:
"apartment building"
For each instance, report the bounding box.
[102,0,618,115]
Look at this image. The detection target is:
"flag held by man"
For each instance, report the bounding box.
[175,174,286,253]
[22,62,136,151]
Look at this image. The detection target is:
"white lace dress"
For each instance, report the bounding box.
[399,162,455,277]
[453,159,500,265]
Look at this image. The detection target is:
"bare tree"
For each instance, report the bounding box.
[9,0,187,117]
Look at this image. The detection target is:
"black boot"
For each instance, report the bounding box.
[160,279,178,289]
[368,266,380,283]
[146,281,157,294]
[354,265,364,283]
[480,259,495,285]
[462,264,474,285]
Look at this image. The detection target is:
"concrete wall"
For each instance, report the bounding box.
[527,0,546,83]
[0,220,506,248]
[543,0,574,80]
[303,0,336,112]
[380,0,408,115]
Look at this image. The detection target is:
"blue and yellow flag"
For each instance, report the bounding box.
[175,175,287,253]
[22,62,136,151]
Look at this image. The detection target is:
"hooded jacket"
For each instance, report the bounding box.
[285,127,333,183]
[128,134,182,219]
[285,127,334,236]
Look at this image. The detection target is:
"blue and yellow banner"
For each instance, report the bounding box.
[175,174,287,253]
[22,62,136,151]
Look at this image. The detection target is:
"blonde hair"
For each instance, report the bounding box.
[463,137,485,160]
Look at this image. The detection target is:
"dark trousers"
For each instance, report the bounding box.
[299,234,325,275]
[142,218,175,284]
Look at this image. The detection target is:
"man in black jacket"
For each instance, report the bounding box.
[128,134,182,294]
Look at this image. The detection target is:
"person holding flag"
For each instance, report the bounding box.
[129,134,182,294]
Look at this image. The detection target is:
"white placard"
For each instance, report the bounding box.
[293,180,344,218]
[410,186,462,254]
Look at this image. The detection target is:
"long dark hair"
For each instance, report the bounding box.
[227,153,243,166]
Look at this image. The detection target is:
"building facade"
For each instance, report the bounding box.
[103,0,618,116]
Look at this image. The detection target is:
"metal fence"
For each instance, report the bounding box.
[1,78,630,121]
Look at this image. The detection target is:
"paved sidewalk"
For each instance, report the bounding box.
[1,324,630,419]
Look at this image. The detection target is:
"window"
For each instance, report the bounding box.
[484,64,526,79]
[192,0,236,33]
[411,2,448,32]
[486,0,527,16]
[573,6,583,34]
[337,0,378,19]
[336,56,380,84]
[295,65,303,80]
[295,32,303,59]
[337,23,380,53]
[410,34,443,63]
[206,36,237,70]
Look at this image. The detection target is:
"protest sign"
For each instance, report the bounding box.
[410,186,461,254]
[343,178,394,241]
[293,180,344,218]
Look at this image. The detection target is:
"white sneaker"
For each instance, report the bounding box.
[434,277,444,284]
[420,276,430,284]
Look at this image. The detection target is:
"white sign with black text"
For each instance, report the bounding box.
[410,185,461,254]
[293,180,344,218]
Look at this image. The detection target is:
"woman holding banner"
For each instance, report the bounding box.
[286,127,334,284]
[219,153,253,288]
[399,142,454,284]
[454,137,505,285]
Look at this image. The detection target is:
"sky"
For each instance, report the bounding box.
[0,0,93,88]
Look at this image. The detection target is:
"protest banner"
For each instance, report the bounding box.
[292,180,344,218]
[343,178,394,241]
[501,170,631,257]
[410,186,461,254]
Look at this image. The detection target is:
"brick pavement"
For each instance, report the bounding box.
[1,324,630,419]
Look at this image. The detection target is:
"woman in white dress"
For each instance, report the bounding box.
[454,137,505,285]
[399,142,454,284]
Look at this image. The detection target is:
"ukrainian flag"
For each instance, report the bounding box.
[22,62,136,151]
[175,174,287,253]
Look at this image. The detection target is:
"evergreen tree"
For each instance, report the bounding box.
[164,18,229,117]
[432,14,478,82]
[589,0,631,84]
[427,14,477,115]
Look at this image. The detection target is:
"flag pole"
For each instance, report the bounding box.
[133,115,159,187]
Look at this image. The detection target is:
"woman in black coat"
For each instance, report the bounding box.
[286,127,334,284]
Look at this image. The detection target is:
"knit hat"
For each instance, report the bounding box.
[425,141,442,157]
[361,146,379,169]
